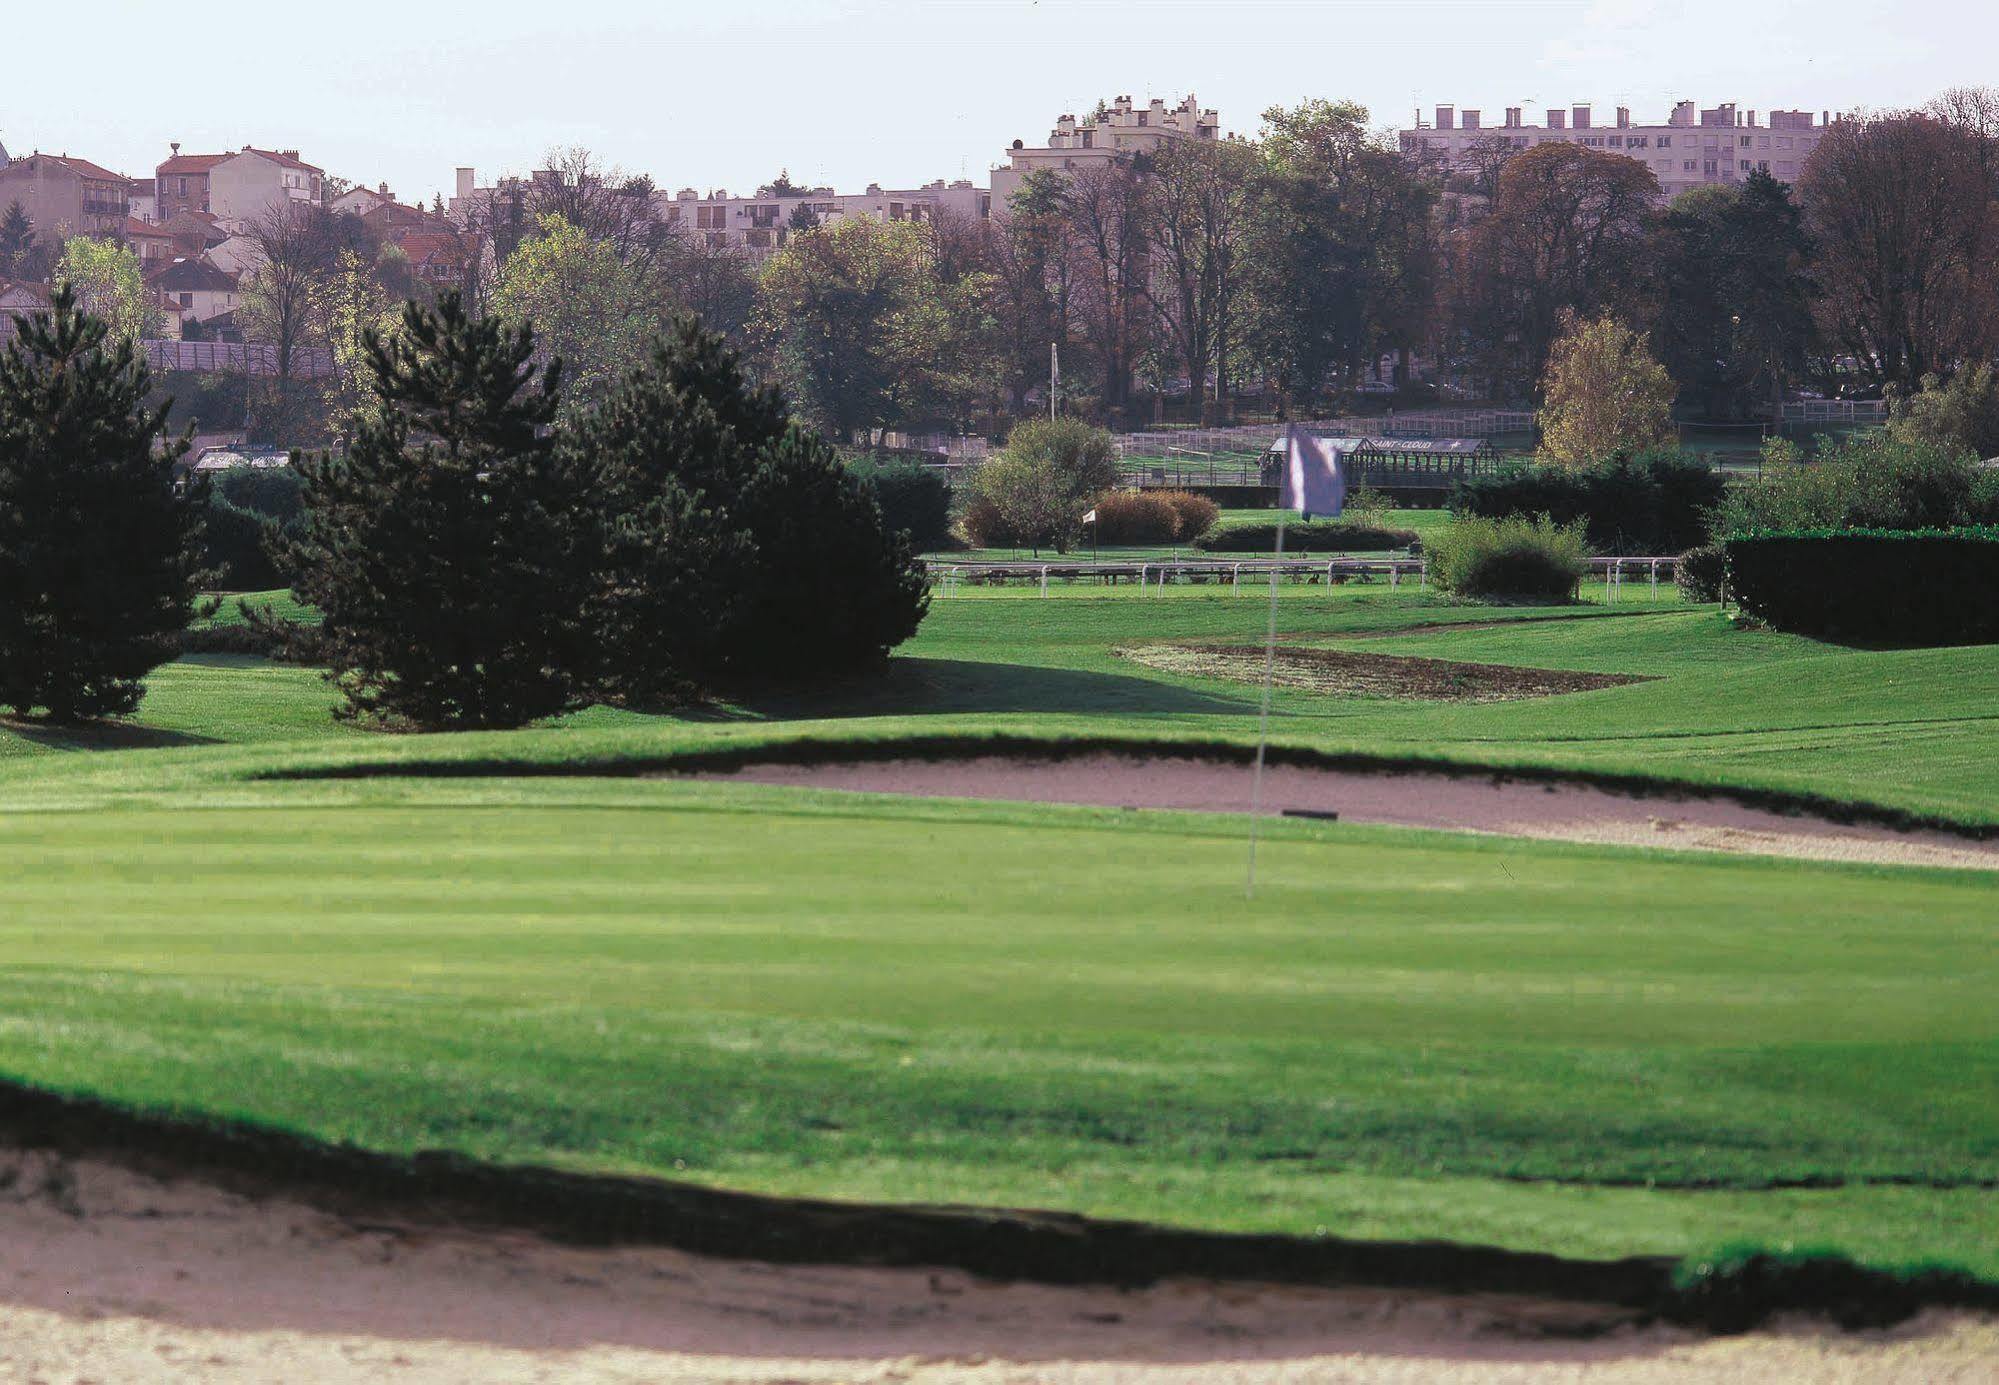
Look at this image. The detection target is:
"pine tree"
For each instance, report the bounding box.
[287,292,596,728]
[0,201,36,277]
[0,284,204,721]
[583,315,927,694]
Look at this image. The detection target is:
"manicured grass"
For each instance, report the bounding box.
[0,579,1993,1282]
[0,779,1992,1274]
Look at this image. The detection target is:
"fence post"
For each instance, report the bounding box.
[1040,565,1049,598]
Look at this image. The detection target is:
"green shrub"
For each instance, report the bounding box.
[1716,434,1984,536]
[844,457,951,550]
[1428,514,1591,600]
[1453,451,1723,554]
[1675,542,1726,603]
[1154,489,1220,540]
[1724,527,1999,644]
[962,454,1073,552]
[1194,519,1420,553]
[202,464,302,589]
[1089,490,1180,544]
[203,498,283,590]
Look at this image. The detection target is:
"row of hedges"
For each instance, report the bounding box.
[1193,519,1419,554]
[1724,527,1999,645]
[1453,453,1723,555]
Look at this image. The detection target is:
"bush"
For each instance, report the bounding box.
[1155,489,1220,540]
[202,464,303,589]
[1716,434,1983,536]
[1675,542,1726,603]
[845,457,951,550]
[1194,519,1420,553]
[1088,490,1180,544]
[962,453,1074,552]
[1002,416,1119,498]
[1428,515,1592,600]
[1724,527,1999,644]
[958,491,1012,548]
[1453,451,1724,554]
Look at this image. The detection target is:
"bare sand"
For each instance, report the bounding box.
[1,1148,1993,1383]
[691,755,1999,872]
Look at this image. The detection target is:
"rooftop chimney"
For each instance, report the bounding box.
[1616,106,1630,128]
[1435,104,1455,130]
[1505,106,1522,127]
[1462,108,1481,130]
[1548,108,1566,129]
[170,141,180,156]
[454,168,474,201]
[1572,103,1592,129]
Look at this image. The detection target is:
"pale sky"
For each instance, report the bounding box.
[5,0,1993,206]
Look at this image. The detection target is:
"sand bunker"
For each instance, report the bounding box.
[0,1147,1991,1383]
[1115,644,1646,702]
[695,755,1999,871]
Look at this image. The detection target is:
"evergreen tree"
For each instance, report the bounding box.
[0,285,204,721]
[0,201,36,277]
[583,316,927,693]
[287,292,595,728]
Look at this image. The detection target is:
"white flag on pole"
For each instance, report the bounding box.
[1280,425,1347,519]
[1081,507,1097,524]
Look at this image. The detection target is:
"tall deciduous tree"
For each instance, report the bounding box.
[1537,314,1676,468]
[1060,156,1151,423]
[1799,110,1999,387]
[1652,172,1815,421]
[285,293,596,729]
[1143,137,1259,420]
[54,236,160,343]
[0,285,203,720]
[1457,143,1658,398]
[489,212,654,422]
[1245,101,1438,411]
[755,217,988,438]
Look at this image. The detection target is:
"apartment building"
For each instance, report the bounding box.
[0,152,133,237]
[153,145,325,229]
[991,93,1220,207]
[1398,101,1831,198]
[656,179,989,258]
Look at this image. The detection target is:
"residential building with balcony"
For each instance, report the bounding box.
[655,178,990,259]
[1398,101,1832,199]
[155,146,231,220]
[991,93,1220,207]
[0,152,133,237]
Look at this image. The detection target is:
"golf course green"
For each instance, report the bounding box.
[1,582,1994,1279]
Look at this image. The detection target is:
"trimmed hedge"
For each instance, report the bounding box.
[1725,527,1999,644]
[1194,519,1419,553]
[845,457,952,550]
[1453,453,1724,555]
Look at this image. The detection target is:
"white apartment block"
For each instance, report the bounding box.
[990,93,1221,207]
[449,167,989,261]
[656,179,991,258]
[1399,101,1831,199]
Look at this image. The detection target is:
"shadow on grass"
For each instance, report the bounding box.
[0,716,219,753]
[682,656,1255,723]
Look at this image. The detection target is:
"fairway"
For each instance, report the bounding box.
[1,776,1995,1274]
[1,583,1995,1290]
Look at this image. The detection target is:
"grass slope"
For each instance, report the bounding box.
[0,779,1993,1274]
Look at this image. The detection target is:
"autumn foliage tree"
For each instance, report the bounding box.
[1537,314,1676,468]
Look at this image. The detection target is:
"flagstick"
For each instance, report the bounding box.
[1246,509,1285,899]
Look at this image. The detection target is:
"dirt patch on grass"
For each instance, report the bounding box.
[1116,643,1647,702]
[0,1148,1991,1383]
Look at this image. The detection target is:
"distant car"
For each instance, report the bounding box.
[1354,381,1396,397]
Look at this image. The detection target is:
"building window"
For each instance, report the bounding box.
[1683,160,1697,172]
[1657,136,1671,147]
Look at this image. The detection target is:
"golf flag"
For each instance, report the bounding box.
[1280,425,1347,519]
[1081,507,1097,524]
